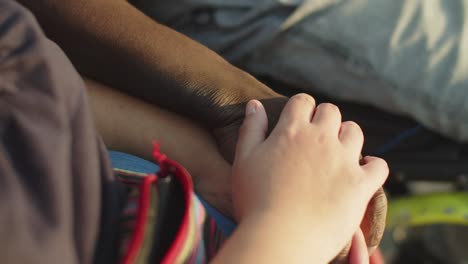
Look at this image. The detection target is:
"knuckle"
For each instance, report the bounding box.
[318,103,340,115]
[282,126,298,140]
[343,121,360,129]
[380,159,390,175]
[343,121,363,135]
[373,157,390,175]
[290,93,315,105]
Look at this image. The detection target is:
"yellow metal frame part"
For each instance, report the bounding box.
[387,192,468,229]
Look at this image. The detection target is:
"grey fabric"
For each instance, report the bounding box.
[130,0,300,60]
[135,0,468,142]
[0,1,120,263]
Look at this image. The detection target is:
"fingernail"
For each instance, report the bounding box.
[246,101,257,116]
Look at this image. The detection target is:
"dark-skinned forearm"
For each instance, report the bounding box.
[17,0,281,128]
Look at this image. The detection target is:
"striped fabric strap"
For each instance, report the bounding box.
[115,145,225,264]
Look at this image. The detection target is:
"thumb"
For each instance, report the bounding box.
[235,100,268,160]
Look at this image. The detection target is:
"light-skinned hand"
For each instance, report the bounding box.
[232,94,388,262]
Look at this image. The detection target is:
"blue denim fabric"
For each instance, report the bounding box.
[109,151,159,173]
[109,150,236,236]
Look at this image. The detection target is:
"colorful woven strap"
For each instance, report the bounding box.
[114,145,225,264]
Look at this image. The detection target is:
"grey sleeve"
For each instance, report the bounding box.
[0,1,120,263]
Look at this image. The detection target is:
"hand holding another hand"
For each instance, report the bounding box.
[232,94,389,263]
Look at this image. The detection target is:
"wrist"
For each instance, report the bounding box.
[238,210,331,264]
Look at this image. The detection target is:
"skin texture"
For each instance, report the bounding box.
[15,0,387,257]
[86,78,388,262]
[86,79,388,262]
[16,0,288,162]
[85,79,233,215]
[213,95,389,263]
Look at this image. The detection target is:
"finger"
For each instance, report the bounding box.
[339,121,364,155]
[361,156,389,188]
[349,229,370,264]
[275,93,316,129]
[235,100,268,160]
[311,103,342,133]
[369,248,385,264]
